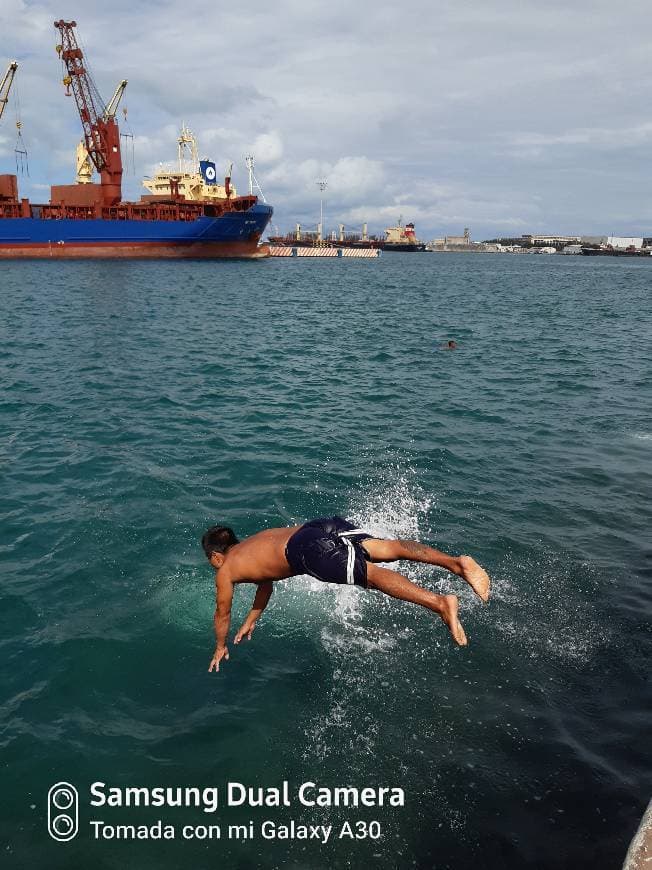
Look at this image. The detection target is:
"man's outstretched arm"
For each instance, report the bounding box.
[234,581,273,644]
[208,570,234,672]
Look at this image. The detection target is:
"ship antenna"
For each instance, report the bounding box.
[245,154,267,202]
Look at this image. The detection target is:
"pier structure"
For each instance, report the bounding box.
[269,246,380,258]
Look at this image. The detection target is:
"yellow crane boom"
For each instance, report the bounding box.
[0,61,18,122]
[103,79,127,120]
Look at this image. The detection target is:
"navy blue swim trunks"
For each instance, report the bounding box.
[285,516,374,588]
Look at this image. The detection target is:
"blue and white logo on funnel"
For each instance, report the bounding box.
[200,161,217,185]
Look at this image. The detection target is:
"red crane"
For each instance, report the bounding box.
[54,20,122,206]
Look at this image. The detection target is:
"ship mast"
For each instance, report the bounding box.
[177,123,199,175]
[54,20,123,206]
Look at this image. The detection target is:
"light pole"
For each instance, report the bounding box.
[317,180,327,242]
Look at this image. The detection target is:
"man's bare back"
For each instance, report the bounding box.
[201,517,490,672]
[217,526,302,583]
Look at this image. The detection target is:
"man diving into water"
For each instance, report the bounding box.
[201,517,491,672]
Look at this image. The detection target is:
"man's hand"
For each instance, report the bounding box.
[234,619,256,644]
[208,646,229,673]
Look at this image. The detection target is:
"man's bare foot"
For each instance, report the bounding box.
[459,555,491,602]
[440,594,468,646]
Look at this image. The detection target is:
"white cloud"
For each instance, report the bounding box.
[251,131,283,164]
[328,157,384,201]
[505,122,652,151]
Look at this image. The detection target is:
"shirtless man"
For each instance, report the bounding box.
[201,516,491,672]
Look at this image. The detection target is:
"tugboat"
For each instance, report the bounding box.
[383,217,426,252]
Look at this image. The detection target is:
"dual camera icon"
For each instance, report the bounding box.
[47,782,78,841]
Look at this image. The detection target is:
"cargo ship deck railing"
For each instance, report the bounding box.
[0,194,259,222]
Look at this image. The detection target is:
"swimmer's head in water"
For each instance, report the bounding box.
[201,526,239,561]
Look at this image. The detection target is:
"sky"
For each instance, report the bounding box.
[1,0,651,240]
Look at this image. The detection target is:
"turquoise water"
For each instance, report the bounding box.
[1,253,650,869]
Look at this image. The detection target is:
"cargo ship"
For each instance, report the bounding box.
[581,246,652,258]
[383,217,426,252]
[0,21,272,259]
[268,218,426,251]
[268,222,383,249]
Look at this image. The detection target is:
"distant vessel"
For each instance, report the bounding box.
[581,247,651,257]
[269,218,428,251]
[268,222,383,249]
[383,217,426,252]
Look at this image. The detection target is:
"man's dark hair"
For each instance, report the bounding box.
[201,526,239,560]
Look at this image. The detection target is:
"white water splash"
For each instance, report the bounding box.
[476,552,611,665]
[304,466,440,762]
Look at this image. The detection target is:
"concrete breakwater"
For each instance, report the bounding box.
[269,246,381,258]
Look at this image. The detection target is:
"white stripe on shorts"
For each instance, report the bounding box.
[342,537,355,584]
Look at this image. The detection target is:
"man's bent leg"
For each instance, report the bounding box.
[363,539,490,603]
[366,563,468,646]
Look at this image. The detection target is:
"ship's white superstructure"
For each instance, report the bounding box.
[142,124,235,201]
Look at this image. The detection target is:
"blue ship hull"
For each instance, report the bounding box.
[0,202,273,258]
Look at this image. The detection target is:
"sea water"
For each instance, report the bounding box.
[0,253,650,869]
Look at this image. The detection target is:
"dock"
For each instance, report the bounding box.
[269,246,381,258]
